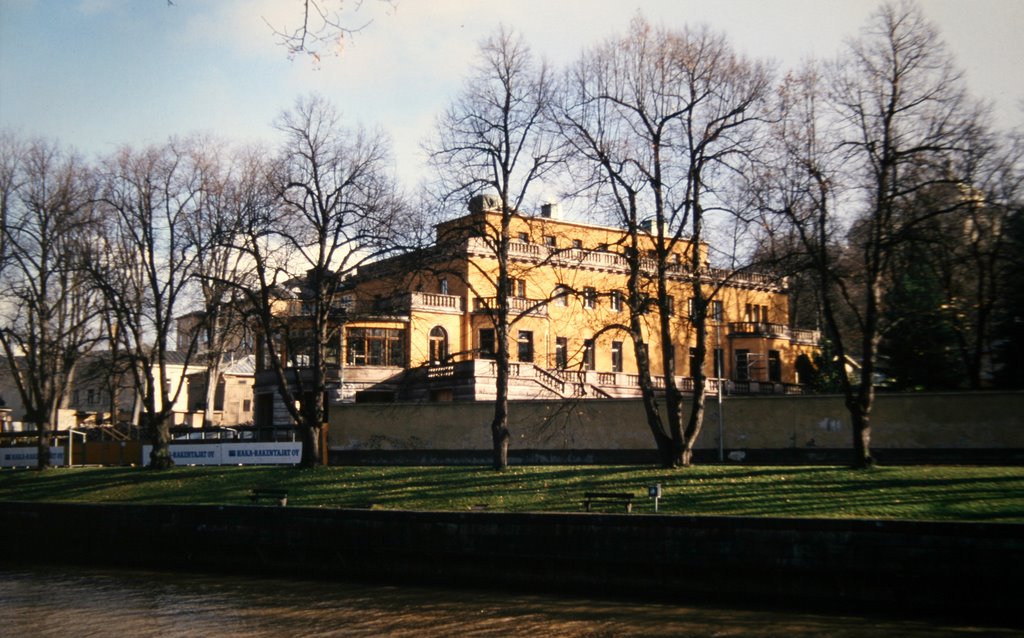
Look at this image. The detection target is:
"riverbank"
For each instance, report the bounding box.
[2,464,1023,521]
[1,500,1020,624]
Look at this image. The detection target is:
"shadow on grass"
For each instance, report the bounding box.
[3,464,1022,521]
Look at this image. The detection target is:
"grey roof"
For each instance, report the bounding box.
[223,355,257,376]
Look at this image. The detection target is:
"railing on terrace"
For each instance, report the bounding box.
[728,322,821,344]
[473,296,549,317]
[422,359,807,397]
[534,366,568,395]
[466,237,784,290]
[408,292,463,312]
[425,364,456,379]
[294,293,462,319]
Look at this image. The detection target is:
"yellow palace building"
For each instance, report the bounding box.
[254,196,819,418]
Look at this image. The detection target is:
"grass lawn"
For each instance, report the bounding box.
[2,464,1023,522]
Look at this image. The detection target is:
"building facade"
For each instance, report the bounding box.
[253,199,819,424]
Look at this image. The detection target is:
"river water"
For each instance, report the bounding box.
[0,565,1014,637]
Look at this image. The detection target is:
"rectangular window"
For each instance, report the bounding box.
[572,239,583,249]
[543,235,556,248]
[439,278,449,295]
[736,349,750,381]
[666,295,675,316]
[689,347,700,377]
[768,349,781,383]
[610,290,623,312]
[555,337,568,370]
[744,303,769,323]
[479,328,496,360]
[242,399,252,413]
[583,286,597,309]
[611,341,623,373]
[517,330,534,363]
[583,339,596,370]
[517,232,529,243]
[325,338,341,366]
[711,300,723,322]
[511,278,527,298]
[346,328,406,367]
[714,348,724,378]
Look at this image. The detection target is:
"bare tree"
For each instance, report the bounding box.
[425,26,561,470]
[925,126,1022,389]
[266,0,394,64]
[758,1,980,467]
[556,17,772,467]
[0,136,100,469]
[234,95,403,468]
[91,141,206,469]
[181,140,256,428]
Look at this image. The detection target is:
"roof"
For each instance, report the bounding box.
[223,355,257,376]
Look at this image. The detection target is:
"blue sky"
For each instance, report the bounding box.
[1,0,1021,188]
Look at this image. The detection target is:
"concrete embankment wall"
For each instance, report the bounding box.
[1,501,1019,620]
[330,391,1024,464]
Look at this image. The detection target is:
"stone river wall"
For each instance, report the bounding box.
[1,501,1019,621]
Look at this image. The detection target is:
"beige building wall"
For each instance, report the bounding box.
[352,207,809,383]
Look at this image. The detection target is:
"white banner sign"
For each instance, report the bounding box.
[142,442,302,466]
[222,442,302,465]
[0,446,65,467]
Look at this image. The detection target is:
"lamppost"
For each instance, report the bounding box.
[717,321,724,463]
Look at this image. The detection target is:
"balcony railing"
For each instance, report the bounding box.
[420,359,809,398]
[408,292,463,312]
[466,237,784,291]
[473,296,549,317]
[728,322,820,344]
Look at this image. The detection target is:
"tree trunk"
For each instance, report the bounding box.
[34,420,52,471]
[491,408,510,470]
[301,421,322,468]
[147,413,174,470]
[491,323,511,471]
[681,383,707,467]
[681,299,710,467]
[852,414,873,468]
[203,357,223,429]
[849,381,875,469]
[299,379,326,468]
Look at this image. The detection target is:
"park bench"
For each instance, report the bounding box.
[581,491,634,513]
[249,488,289,507]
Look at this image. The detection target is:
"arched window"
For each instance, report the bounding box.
[429,326,448,364]
[552,285,569,307]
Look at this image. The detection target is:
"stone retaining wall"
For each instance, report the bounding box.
[330,392,1024,464]
[1,501,1019,620]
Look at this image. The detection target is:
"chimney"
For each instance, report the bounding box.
[469,193,501,214]
[639,218,665,235]
[540,202,559,219]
